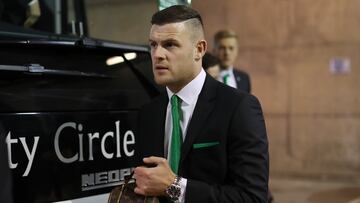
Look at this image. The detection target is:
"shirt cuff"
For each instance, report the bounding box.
[178,177,187,203]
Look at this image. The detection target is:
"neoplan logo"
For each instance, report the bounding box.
[81,168,134,191]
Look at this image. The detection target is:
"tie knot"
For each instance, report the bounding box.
[171,95,180,107]
[223,74,230,84]
[171,95,182,120]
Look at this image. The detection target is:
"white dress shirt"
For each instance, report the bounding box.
[165,68,206,202]
[220,67,237,88]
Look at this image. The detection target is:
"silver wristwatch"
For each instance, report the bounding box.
[165,176,182,202]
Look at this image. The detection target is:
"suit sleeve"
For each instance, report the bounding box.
[185,94,269,203]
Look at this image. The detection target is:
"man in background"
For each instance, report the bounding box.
[202,52,220,79]
[213,29,251,93]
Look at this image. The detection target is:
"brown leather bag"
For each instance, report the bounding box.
[107,172,159,203]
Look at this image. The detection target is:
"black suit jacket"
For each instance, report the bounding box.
[136,75,268,203]
[233,69,251,93]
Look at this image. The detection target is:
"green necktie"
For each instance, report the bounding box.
[223,73,230,85]
[170,95,182,174]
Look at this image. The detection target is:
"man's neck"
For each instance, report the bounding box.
[167,68,202,93]
[220,65,233,71]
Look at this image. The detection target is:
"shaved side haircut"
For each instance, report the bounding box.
[151,5,205,42]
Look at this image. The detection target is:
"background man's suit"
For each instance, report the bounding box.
[137,74,268,203]
[233,69,251,93]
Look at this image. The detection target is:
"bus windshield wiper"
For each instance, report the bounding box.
[0,64,110,78]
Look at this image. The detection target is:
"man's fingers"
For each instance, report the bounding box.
[134,157,175,197]
[134,186,145,195]
[134,166,147,177]
[143,156,167,166]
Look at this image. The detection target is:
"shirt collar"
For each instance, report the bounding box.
[220,66,234,76]
[166,69,206,106]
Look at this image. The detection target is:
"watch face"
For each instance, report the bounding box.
[167,184,181,201]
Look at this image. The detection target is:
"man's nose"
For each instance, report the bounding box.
[152,46,165,60]
[224,48,230,55]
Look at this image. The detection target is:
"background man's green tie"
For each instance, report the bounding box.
[223,73,230,85]
[170,95,182,174]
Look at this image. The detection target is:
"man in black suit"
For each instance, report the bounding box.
[134,5,268,203]
[214,30,251,93]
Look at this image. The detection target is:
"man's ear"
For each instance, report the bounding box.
[194,40,207,61]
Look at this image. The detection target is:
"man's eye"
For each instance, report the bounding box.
[149,42,156,48]
[164,43,176,48]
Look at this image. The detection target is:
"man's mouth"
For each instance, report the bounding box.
[155,65,169,71]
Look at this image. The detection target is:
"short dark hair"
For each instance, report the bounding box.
[151,5,203,27]
[214,29,238,45]
[202,52,220,70]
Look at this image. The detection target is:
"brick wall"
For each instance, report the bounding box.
[193,0,360,180]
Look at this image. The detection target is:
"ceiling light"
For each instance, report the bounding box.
[106,53,137,66]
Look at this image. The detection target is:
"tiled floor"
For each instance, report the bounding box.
[270,177,360,203]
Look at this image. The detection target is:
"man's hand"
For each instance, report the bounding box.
[134,156,176,196]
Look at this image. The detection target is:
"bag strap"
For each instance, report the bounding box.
[124,171,134,185]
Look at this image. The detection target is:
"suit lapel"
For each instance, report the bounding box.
[180,75,218,163]
[233,69,241,82]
